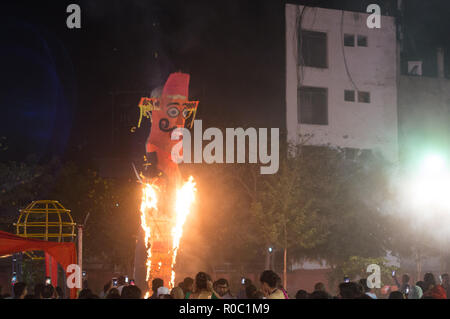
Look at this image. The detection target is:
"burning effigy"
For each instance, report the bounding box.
[134,72,198,297]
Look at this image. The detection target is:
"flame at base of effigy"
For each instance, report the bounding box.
[139,176,196,297]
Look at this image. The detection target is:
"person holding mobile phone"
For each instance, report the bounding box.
[393,272,411,295]
[116,275,126,294]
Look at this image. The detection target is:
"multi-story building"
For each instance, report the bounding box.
[286,4,398,163]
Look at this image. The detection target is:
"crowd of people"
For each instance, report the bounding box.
[2,270,450,299]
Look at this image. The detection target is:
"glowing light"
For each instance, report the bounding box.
[408,154,450,210]
[139,176,196,295]
[170,176,196,288]
[139,182,159,290]
[420,154,446,175]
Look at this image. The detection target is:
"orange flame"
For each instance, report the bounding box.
[170,176,196,288]
[139,176,196,296]
[139,183,159,285]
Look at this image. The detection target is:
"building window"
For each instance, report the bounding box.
[344,90,355,102]
[358,91,371,103]
[299,30,327,68]
[344,34,355,47]
[357,35,368,47]
[298,86,328,125]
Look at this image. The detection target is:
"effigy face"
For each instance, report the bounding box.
[138,73,198,181]
[149,97,198,155]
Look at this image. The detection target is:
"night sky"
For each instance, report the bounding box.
[1,0,450,170]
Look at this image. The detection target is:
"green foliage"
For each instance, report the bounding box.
[247,144,328,255]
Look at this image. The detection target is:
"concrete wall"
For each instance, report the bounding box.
[286,4,398,162]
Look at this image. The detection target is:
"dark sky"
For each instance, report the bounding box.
[1,0,450,168]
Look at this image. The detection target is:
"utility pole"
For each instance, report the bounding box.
[77,213,90,286]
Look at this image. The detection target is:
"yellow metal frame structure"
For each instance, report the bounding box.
[14,200,76,260]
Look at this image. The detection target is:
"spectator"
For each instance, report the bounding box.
[407,285,423,299]
[42,285,55,299]
[252,291,265,299]
[422,272,447,299]
[13,282,27,299]
[121,285,142,299]
[260,270,285,299]
[182,277,194,296]
[309,290,330,299]
[150,278,164,299]
[34,283,45,299]
[215,278,234,299]
[116,275,127,294]
[245,284,258,299]
[441,273,450,299]
[237,278,252,299]
[170,286,185,299]
[78,288,93,299]
[55,286,64,299]
[99,281,112,299]
[106,288,120,299]
[295,289,309,299]
[185,272,219,299]
[338,282,362,299]
[276,275,289,299]
[393,273,410,295]
[416,281,426,294]
[313,282,331,299]
[157,286,170,298]
[389,291,405,299]
[314,282,326,292]
[359,278,377,299]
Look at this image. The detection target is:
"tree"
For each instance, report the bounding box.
[234,142,328,290]
[293,145,395,266]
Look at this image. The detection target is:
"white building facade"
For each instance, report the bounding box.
[286,4,398,163]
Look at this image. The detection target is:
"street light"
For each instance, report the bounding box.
[409,153,450,209]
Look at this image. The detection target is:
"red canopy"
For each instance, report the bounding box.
[0,231,78,299]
